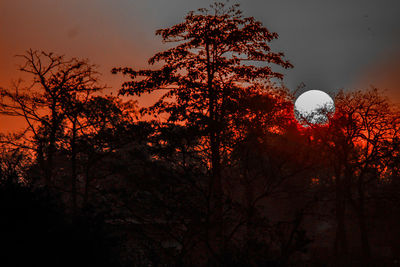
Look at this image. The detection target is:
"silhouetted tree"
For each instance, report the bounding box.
[0,50,103,188]
[113,2,292,261]
[309,88,400,265]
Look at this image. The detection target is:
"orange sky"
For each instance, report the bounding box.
[0,0,163,132]
[1,0,399,133]
[354,48,400,104]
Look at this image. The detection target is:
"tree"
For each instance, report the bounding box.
[113,2,292,260]
[0,50,103,188]
[309,88,400,264]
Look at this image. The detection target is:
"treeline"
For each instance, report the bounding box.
[1,2,400,266]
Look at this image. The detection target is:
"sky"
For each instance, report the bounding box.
[1,0,400,132]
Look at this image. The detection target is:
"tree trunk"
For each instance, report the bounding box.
[245,178,255,243]
[46,126,56,186]
[36,142,46,185]
[71,119,78,214]
[206,35,223,262]
[356,174,371,263]
[334,167,348,265]
[83,164,91,208]
[45,103,58,186]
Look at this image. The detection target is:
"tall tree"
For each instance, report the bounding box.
[310,88,400,264]
[0,50,103,188]
[113,2,292,260]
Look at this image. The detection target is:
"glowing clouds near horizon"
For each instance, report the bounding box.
[294,90,335,126]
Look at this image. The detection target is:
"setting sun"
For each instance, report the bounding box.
[294,90,335,125]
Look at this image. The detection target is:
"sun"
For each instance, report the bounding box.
[294,90,335,126]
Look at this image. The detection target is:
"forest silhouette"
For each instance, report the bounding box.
[1,2,400,266]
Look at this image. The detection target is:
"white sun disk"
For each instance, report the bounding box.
[294,90,335,125]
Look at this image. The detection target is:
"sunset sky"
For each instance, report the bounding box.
[1,0,399,132]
